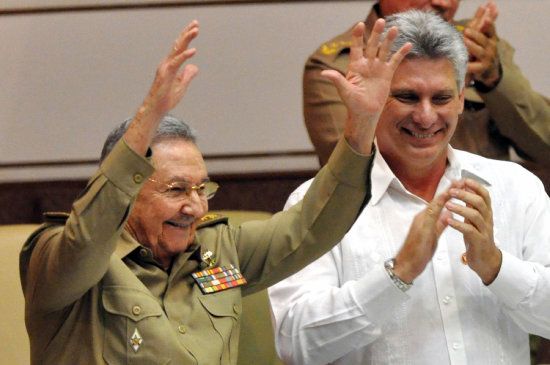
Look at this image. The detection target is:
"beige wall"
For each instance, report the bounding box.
[1,0,549,182]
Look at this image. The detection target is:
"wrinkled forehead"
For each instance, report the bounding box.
[151,138,208,181]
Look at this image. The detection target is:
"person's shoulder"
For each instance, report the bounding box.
[307,25,354,68]
[31,212,69,238]
[20,212,70,263]
[452,18,469,33]
[197,213,229,229]
[452,18,513,50]
[42,211,70,225]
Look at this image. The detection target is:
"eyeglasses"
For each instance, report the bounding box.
[148,178,219,200]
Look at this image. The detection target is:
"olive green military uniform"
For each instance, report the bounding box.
[20,137,373,364]
[304,4,550,166]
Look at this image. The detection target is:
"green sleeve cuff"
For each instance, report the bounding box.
[100,139,155,197]
[326,138,374,189]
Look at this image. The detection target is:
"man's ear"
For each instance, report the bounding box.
[458,86,466,114]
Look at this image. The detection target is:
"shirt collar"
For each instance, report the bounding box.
[370,143,399,206]
[445,146,492,187]
[370,144,492,206]
[114,229,143,259]
[115,229,202,268]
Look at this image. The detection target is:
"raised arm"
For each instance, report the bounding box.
[125,20,199,156]
[21,21,201,312]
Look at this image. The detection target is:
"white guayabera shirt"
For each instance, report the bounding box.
[269,146,550,365]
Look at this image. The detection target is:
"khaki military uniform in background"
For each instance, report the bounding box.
[303,4,550,166]
[20,137,372,365]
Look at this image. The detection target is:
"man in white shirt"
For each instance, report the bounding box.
[269,10,550,365]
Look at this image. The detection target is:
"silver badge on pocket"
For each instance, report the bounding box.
[130,328,143,352]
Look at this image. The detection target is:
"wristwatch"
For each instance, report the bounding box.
[384,258,412,292]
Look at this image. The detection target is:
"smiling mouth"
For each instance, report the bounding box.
[402,128,441,139]
[411,131,435,139]
[165,216,195,229]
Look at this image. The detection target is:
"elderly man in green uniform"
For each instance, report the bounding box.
[19,19,415,364]
[304,0,550,166]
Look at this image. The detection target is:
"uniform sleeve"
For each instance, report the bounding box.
[235,137,373,296]
[487,174,550,339]
[479,38,550,163]
[20,140,154,313]
[303,57,349,166]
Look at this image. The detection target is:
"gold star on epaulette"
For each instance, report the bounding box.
[321,41,351,55]
[198,213,229,228]
[201,213,222,223]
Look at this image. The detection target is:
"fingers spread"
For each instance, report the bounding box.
[364,18,385,60]
[350,22,367,63]
[170,20,199,59]
[377,26,397,62]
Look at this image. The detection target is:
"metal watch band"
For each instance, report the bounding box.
[384,258,412,292]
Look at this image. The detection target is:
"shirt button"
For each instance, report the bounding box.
[178,325,186,334]
[233,305,241,315]
[443,295,453,304]
[132,305,141,315]
[452,342,462,350]
[133,173,144,184]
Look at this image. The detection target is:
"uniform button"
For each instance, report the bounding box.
[178,325,186,334]
[133,173,144,184]
[132,305,141,315]
[233,305,241,314]
[442,295,453,304]
[139,248,148,257]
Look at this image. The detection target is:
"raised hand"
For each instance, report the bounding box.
[321,19,411,155]
[464,2,501,87]
[126,20,200,156]
[143,20,200,117]
[445,179,502,284]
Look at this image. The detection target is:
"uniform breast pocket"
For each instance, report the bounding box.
[102,286,171,365]
[197,291,241,358]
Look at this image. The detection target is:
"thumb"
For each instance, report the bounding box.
[321,69,349,96]
[427,190,452,238]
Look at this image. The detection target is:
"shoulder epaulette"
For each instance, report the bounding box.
[453,19,469,33]
[198,213,229,228]
[311,27,354,64]
[42,211,70,225]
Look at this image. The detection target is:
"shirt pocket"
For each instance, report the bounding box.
[198,291,241,362]
[102,286,170,365]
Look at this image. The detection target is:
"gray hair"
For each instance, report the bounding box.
[100,114,198,162]
[384,10,468,90]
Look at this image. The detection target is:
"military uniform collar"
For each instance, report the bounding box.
[115,228,205,271]
[114,229,142,259]
[115,212,227,260]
